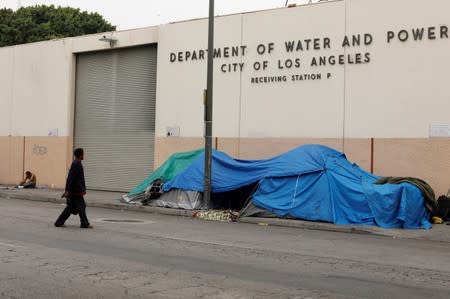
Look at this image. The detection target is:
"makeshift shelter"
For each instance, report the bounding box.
[163,144,432,229]
[122,148,203,203]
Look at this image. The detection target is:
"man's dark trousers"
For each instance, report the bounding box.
[54,195,90,227]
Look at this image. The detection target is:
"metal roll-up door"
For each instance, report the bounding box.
[74,45,157,192]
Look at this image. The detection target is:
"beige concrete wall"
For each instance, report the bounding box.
[374,138,450,195]
[155,2,347,139]
[342,138,372,172]
[23,137,72,188]
[5,135,445,195]
[155,0,450,140]
[239,1,346,138]
[191,137,371,171]
[0,136,71,188]
[156,15,244,138]
[0,47,13,136]
[345,0,450,138]
[154,137,205,168]
[0,137,25,185]
[155,136,448,195]
[9,40,74,137]
[156,137,370,169]
[155,137,344,168]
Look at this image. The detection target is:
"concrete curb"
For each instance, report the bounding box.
[88,202,197,217]
[1,191,63,203]
[0,190,197,217]
[238,216,377,235]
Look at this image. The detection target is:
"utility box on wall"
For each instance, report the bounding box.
[166,126,180,137]
[430,124,450,138]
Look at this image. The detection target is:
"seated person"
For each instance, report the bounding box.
[18,171,37,188]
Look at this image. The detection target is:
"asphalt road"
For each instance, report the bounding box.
[1,198,449,299]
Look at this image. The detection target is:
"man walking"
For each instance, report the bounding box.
[54,148,92,228]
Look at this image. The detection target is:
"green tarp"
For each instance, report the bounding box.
[128,148,204,196]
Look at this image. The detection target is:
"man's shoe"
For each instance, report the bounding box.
[54,223,65,227]
[80,225,93,229]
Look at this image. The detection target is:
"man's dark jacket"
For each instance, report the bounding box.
[65,159,86,195]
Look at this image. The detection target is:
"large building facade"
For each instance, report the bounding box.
[1,0,449,193]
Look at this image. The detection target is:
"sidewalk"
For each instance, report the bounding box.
[1,186,450,243]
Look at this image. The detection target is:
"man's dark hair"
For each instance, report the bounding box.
[74,148,84,158]
[25,171,31,176]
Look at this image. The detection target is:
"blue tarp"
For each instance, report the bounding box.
[163,144,431,229]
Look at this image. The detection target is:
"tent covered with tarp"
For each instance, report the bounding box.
[163,144,432,229]
[122,148,204,203]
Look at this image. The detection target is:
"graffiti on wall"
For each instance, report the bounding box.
[32,144,48,156]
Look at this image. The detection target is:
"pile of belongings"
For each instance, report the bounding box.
[430,190,450,224]
[193,210,239,222]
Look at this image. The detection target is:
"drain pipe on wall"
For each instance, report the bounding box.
[370,137,374,174]
[22,136,26,178]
